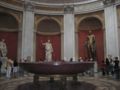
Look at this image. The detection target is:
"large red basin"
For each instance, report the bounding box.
[19,61,94,75]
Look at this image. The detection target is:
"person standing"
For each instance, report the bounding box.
[105,55,113,75]
[0,39,7,57]
[13,60,18,78]
[78,57,84,62]
[105,57,110,75]
[42,40,53,62]
[6,58,13,79]
[101,60,106,76]
[114,57,119,80]
[0,59,2,76]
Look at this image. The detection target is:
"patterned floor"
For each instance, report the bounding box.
[0,76,120,90]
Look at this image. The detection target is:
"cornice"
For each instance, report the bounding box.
[0,1,23,11]
[36,31,61,35]
[30,0,97,6]
[0,0,120,15]
[34,10,64,15]
[113,0,120,6]
[75,0,104,14]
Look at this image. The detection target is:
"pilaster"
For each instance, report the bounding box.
[104,1,119,57]
[21,1,35,61]
[63,6,76,61]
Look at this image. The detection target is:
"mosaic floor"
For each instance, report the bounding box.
[0,76,120,90]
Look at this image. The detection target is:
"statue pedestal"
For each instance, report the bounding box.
[94,61,98,78]
[1,57,7,73]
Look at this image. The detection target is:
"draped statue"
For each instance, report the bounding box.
[42,40,53,62]
[0,39,7,57]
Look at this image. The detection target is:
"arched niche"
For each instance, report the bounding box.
[37,19,61,34]
[0,12,18,60]
[0,12,19,30]
[36,18,61,61]
[78,17,104,67]
[79,17,103,31]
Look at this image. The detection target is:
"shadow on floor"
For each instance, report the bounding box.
[16,80,96,90]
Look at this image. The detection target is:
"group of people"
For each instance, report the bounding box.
[6,59,18,79]
[101,55,120,79]
[0,58,19,79]
[0,39,18,79]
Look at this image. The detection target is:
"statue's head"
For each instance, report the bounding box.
[88,30,92,35]
[2,39,5,42]
[79,57,82,60]
[48,40,50,43]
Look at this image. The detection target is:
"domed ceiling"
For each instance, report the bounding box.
[0,0,99,7]
[0,0,101,13]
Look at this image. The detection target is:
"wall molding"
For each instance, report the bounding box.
[0,0,120,15]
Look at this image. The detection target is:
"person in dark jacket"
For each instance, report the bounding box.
[0,59,2,76]
[114,57,119,79]
[13,60,18,78]
[105,55,113,75]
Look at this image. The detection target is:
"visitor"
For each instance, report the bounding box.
[105,55,113,75]
[70,58,73,62]
[101,60,106,76]
[114,57,120,80]
[0,58,2,76]
[78,57,84,62]
[6,58,13,79]
[13,59,18,78]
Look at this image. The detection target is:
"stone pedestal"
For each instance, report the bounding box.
[94,61,98,78]
[1,57,7,73]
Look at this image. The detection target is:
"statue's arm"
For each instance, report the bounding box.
[42,43,46,45]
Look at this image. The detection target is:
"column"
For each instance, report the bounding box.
[61,31,64,60]
[63,6,75,61]
[21,1,35,61]
[104,5,119,57]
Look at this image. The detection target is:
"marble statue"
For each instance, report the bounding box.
[85,30,96,60]
[42,40,53,62]
[0,39,7,57]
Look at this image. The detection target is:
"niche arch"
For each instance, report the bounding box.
[0,12,19,60]
[36,18,61,61]
[36,16,62,32]
[78,16,104,67]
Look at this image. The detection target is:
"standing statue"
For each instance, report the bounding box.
[85,30,96,60]
[0,39,7,57]
[42,40,53,62]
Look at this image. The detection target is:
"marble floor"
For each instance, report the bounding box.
[0,76,120,90]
